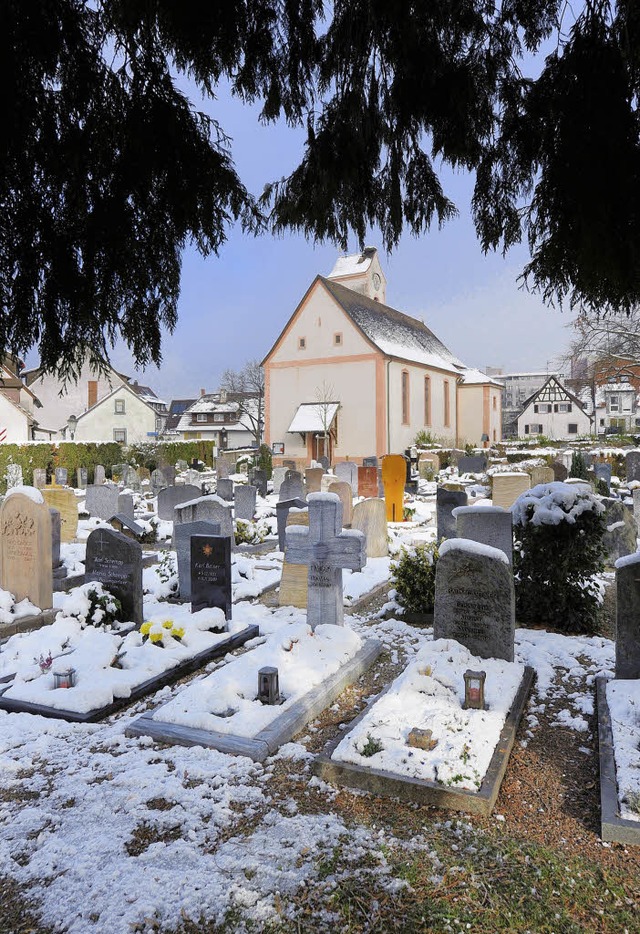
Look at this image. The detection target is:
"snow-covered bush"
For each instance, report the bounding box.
[234,519,270,545]
[390,542,439,616]
[58,582,123,629]
[512,483,605,634]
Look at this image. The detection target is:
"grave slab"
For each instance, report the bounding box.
[596,677,640,845]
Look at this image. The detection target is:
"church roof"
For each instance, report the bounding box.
[319,277,464,373]
[328,247,377,279]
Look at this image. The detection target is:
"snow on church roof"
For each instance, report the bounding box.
[320,277,464,374]
[328,248,376,279]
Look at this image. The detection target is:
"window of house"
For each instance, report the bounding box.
[444,380,450,427]
[113,429,127,443]
[401,370,410,424]
[298,337,306,350]
[492,396,497,411]
[196,413,207,422]
[610,395,620,411]
[424,376,431,426]
[534,404,539,413]
[493,428,497,441]
[568,423,578,434]
[114,399,125,414]
[524,424,530,434]
[600,418,605,426]
[334,332,342,346]
[214,413,225,422]
[88,380,98,408]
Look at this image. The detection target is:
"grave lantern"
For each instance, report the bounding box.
[258,666,280,705]
[463,669,486,710]
[53,667,76,690]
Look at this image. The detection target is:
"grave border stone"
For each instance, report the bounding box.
[595,677,640,845]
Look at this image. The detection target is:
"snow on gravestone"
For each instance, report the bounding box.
[433,538,515,662]
[626,451,640,484]
[334,462,358,495]
[156,484,202,521]
[276,498,307,552]
[615,553,640,679]
[175,520,222,601]
[190,534,232,618]
[284,492,366,628]
[436,487,467,541]
[453,505,513,565]
[601,498,638,565]
[173,496,234,550]
[0,490,53,610]
[42,487,78,543]
[351,498,388,558]
[234,484,257,522]
[85,528,143,626]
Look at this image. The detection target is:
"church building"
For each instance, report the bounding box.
[262,248,502,465]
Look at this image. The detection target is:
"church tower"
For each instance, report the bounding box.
[327,246,387,303]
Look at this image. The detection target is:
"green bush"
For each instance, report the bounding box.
[569,451,589,479]
[0,443,52,490]
[390,541,439,615]
[512,485,606,634]
[257,443,273,479]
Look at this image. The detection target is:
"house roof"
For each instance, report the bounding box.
[318,277,465,373]
[458,367,503,387]
[0,390,36,424]
[521,376,588,413]
[128,383,167,407]
[288,402,340,433]
[71,381,158,429]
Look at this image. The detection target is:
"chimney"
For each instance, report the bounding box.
[200,388,206,397]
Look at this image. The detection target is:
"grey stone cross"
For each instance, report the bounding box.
[284,492,366,628]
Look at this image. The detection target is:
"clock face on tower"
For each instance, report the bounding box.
[373,272,381,290]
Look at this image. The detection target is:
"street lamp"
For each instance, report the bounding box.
[67,414,78,440]
[219,427,228,450]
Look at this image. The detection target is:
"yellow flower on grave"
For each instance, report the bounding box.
[162,619,173,629]
[171,627,185,640]
[149,632,163,644]
[140,622,152,635]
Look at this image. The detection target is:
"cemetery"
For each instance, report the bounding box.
[0,441,639,932]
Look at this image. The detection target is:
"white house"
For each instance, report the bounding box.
[517,376,592,439]
[0,357,53,442]
[262,248,501,464]
[174,391,259,449]
[70,383,164,444]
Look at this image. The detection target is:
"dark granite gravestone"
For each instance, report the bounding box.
[76,467,88,489]
[175,520,222,600]
[551,461,568,481]
[279,475,305,502]
[85,528,143,625]
[235,485,257,521]
[190,535,232,618]
[626,451,640,483]
[454,505,513,564]
[250,468,267,498]
[173,496,234,548]
[319,456,330,470]
[108,514,146,539]
[117,492,135,521]
[216,478,234,502]
[54,467,68,486]
[363,456,379,467]
[276,498,308,551]
[157,484,202,521]
[436,487,468,540]
[434,540,515,661]
[615,553,640,678]
[593,463,612,490]
[283,459,297,470]
[457,455,487,475]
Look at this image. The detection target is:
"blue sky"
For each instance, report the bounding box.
[77,80,581,399]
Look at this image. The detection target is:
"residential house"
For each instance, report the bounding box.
[69,382,167,444]
[262,247,501,464]
[0,357,51,442]
[175,391,259,449]
[491,370,566,438]
[517,376,592,440]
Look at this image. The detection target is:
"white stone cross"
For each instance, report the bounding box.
[284,492,366,628]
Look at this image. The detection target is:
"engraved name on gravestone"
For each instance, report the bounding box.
[334,462,358,495]
[235,485,257,522]
[216,478,234,502]
[0,491,53,609]
[453,505,513,564]
[6,464,23,489]
[190,535,232,617]
[626,451,640,483]
[157,484,202,521]
[175,520,222,601]
[615,553,640,678]
[33,468,47,489]
[434,540,515,661]
[436,487,468,540]
[85,528,143,625]
[284,492,366,628]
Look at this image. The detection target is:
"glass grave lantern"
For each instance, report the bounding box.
[53,667,76,690]
[463,669,486,710]
[258,666,280,705]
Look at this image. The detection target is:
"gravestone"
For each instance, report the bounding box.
[551,461,568,482]
[436,487,468,540]
[492,472,531,509]
[328,479,353,526]
[216,478,234,502]
[111,463,126,483]
[109,514,146,539]
[190,535,232,617]
[94,465,106,485]
[285,492,366,627]
[285,469,303,483]
[363,456,378,467]
[85,528,143,625]
[319,456,330,470]
[358,465,379,499]
[139,467,151,482]
[157,484,202,521]
[184,469,202,487]
[615,552,640,678]
[175,521,222,601]
[176,459,189,472]
[434,539,515,661]
[321,473,336,492]
[279,474,305,502]
[602,498,638,565]
[0,491,52,609]
[633,489,640,529]
[453,505,513,564]
[351,498,388,558]
[117,492,135,521]
[174,495,234,549]
[276,498,308,552]
[54,467,68,487]
[216,455,233,479]
[457,455,487,475]
[278,510,309,607]
[377,466,385,497]
[381,454,406,522]
[76,467,88,489]
[235,484,257,522]
[283,459,297,470]
[122,466,141,491]
[593,463,612,491]
[6,464,23,489]
[626,451,640,483]
[272,467,287,494]
[85,484,119,520]
[448,449,466,467]
[33,468,47,489]
[50,509,65,583]
[529,466,555,487]
[419,453,441,473]
[42,487,78,542]
[250,468,267,498]
[335,461,358,494]
[151,468,168,494]
[305,467,324,493]
[419,461,435,480]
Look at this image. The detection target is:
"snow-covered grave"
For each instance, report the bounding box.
[315,638,534,815]
[0,583,259,722]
